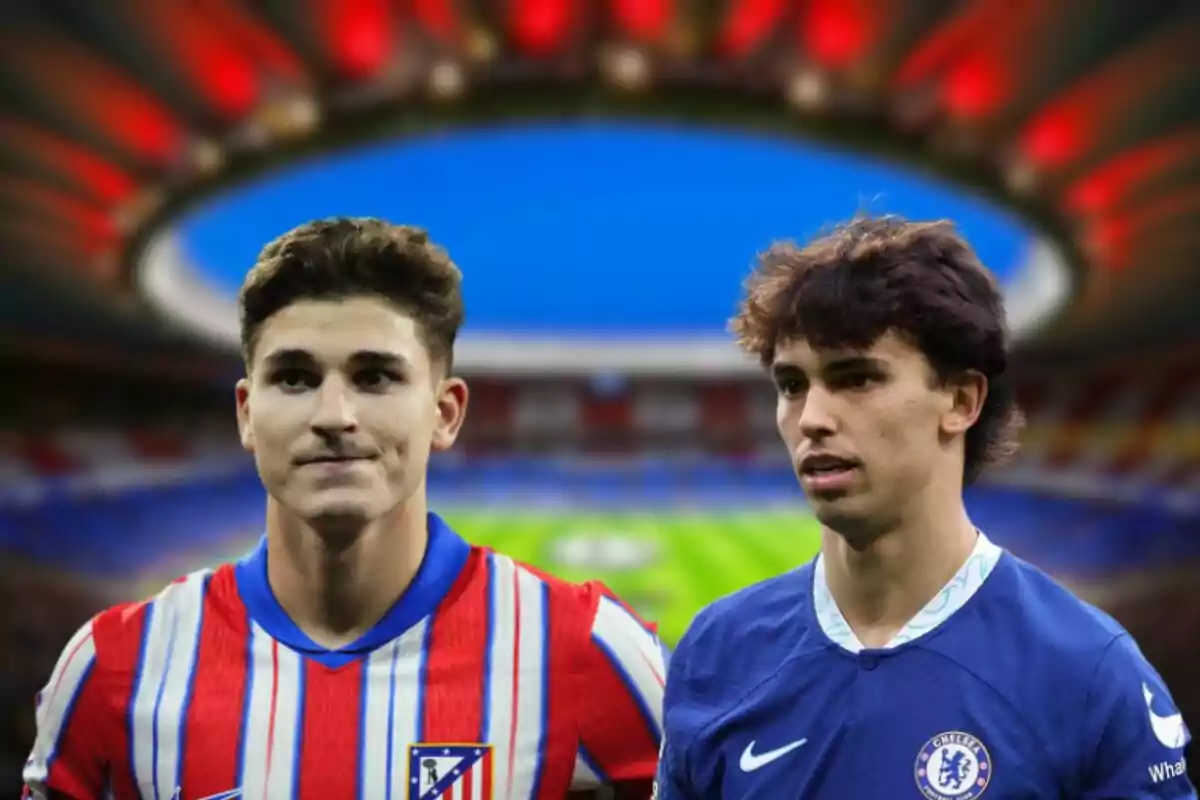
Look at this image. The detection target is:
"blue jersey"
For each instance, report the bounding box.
[656,533,1196,799]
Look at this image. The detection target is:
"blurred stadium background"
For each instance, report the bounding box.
[0,0,1198,789]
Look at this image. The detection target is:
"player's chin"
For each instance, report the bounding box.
[301,491,388,529]
[801,484,858,508]
[808,492,871,525]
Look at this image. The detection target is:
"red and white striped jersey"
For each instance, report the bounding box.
[23,513,665,799]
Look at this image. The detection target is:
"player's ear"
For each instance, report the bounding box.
[941,369,987,437]
[235,377,255,453]
[431,376,468,452]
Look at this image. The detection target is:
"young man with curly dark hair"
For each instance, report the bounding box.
[25,218,663,800]
[655,216,1194,799]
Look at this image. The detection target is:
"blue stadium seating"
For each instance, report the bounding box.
[0,460,1196,579]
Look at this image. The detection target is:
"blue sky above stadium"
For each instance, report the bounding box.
[178,122,1033,337]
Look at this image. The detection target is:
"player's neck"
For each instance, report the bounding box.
[265,494,430,650]
[821,483,977,649]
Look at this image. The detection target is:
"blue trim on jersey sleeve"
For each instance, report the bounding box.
[46,658,96,778]
[289,662,306,800]
[528,581,551,800]
[127,601,156,794]
[577,743,609,785]
[234,607,254,787]
[174,575,208,795]
[414,614,433,742]
[590,630,662,742]
[356,652,371,800]
[479,553,496,743]
[150,609,180,800]
[234,512,471,668]
[384,641,401,800]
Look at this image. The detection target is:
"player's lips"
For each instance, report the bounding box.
[294,453,376,467]
[797,453,860,493]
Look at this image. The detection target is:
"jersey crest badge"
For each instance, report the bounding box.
[914,731,992,800]
[408,743,493,800]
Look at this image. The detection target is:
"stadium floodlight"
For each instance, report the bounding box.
[600,45,651,92]
[785,69,828,110]
[189,139,226,176]
[428,61,467,101]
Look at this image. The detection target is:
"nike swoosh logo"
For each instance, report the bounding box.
[1143,683,1188,750]
[740,738,808,772]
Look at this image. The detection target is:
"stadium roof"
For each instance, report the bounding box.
[0,0,1196,376]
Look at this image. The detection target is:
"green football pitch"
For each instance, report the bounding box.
[441,508,823,646]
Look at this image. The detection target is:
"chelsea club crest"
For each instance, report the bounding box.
[914,731,992,800]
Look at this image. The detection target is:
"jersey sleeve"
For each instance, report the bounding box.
[1079,633,1197,799]
[572,585,666,790]
[22,616,109,799]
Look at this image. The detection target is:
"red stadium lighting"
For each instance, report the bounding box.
[1063,129,1200,216]
[942,56,1008,120]
[318,0,396,79]
[197,0,307,84]
[132,0,260,120]
[1084,218,1130,260]
[1016,17,1200,178]
[801,0,869,70]
[1067,174,1120,218]
[0,119,136,205]
[0,217,118,260]
[0,179,118,241]
[717,0,786,58]
[611,0,673,43]
[1020,111,1081,168]
[0,36,184,165]
[205,51,259,119]
[409,0,463,45]
[1090,187,1200,263]
[510,0,575,55]
[892,0,1010,90]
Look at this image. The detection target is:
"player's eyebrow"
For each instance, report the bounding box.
[261,348,316,369]
[823,355,887,374]
[770,355,886,384]
[348,350,411,371]
[260,348,412,370]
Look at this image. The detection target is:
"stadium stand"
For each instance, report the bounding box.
[0,563,113,791]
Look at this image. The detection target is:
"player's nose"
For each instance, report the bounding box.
[309,376,359,433]
[797,385,837,440]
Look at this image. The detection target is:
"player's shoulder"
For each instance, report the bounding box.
[86,565,229,667]
[658,564,816,766]
[684,561,814,656]
[993,552,1127,652]
[476,546,658,635]
[669,562,816,703]
[937,551,1133,715]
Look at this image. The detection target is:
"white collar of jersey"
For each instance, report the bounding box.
[812,530,1003,653]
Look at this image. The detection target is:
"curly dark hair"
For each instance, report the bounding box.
[730,215,1023,484]
[238,217,464,372]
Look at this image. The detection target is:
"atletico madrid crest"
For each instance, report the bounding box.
[408,743,493,800]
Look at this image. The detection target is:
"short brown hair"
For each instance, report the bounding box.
[238,217,464,371]
[730,215,1022,484]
